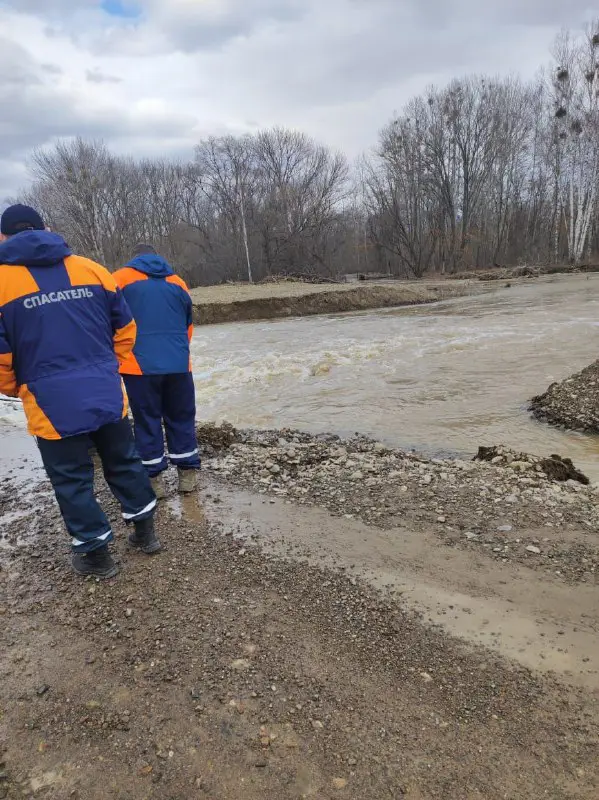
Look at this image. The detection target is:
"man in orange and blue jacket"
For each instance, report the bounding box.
[0,205,161,578]
[114,245,201,499]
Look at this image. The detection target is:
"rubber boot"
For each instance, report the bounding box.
[128,516,162,555]
[150,474,168,500]
[72,546,119,579]
[178,468,198,494]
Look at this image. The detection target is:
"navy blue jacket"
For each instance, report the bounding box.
[113,255,193,375]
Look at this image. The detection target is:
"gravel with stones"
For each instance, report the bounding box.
[1,463,599,799]
[530,359,599,433]
[206,427,599,584]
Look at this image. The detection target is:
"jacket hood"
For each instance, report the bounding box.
[0,230,72,267]
[127,254,174,278]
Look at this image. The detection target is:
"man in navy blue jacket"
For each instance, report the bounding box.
[114,245,201,499]
[0,207,160,578]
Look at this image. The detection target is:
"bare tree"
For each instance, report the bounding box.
[16,24,599,286]
[194,136,257,283]
[551,23,599,264]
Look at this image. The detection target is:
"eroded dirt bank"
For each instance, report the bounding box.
[190,280,481,324]
[1,427,599,799]
[531,360,599,434]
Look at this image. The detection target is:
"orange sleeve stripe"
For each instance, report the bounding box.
[121,379,129,417]
[0,267,39,305]
[0,352,18,397]
[19,384,60,439]
[114,268,148,290]
[166,274,189,292]
[187,324,193,343]
[113,318,137,365]
[119,351,143,376]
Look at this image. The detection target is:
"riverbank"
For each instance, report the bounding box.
[452,262,599,281]
[188,268,599,325]
[1,424,598,799]
[201,425,599,585]
[531,360,599,434]
[189,279,482,324]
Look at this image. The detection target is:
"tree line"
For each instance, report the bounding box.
[18,23,599,286]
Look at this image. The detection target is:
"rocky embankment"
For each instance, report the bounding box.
[530,360,599,433]
[201,425,599,584]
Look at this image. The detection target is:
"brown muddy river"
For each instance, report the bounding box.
[190,273,599,479]
[2,273,599,478]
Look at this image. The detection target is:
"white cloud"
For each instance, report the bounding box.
[0,0,596,199]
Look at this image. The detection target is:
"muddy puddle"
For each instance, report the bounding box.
[203,483,599,689]
[0,429,50,553]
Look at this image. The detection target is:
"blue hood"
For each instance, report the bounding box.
[127,254,174,278]
[0,230,72,267]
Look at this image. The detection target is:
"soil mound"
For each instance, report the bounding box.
[530,360,599,433]
[190,282,475,324]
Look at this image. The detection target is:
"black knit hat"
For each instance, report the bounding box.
[1,204,45,236]
[132,243,157,257]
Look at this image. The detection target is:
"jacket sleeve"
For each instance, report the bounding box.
[180,277,194,342]
[167,274,194,341]
[0,311,18,397]
[185,286,193,342]
[101,269,137,366]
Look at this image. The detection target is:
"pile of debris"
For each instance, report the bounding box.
[530,360,599,433]
[475,445,590,485]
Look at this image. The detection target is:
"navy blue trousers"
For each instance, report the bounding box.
[124,373,201,478]
[37,418,156,554]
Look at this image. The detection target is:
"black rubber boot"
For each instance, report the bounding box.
[128,516,162,555]
[72,546,119,579]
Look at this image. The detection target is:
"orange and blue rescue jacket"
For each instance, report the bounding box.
[0,230,136,439]
[113,254,193,376]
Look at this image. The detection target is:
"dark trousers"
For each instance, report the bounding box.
[124,373,201,478]
[37,418,156,554]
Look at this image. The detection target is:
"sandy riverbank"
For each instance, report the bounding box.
[1,424,598,798]
[189,279,483,325]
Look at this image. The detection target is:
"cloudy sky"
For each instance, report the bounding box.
[0,0,596,199]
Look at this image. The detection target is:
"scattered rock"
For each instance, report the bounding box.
[230,659,251,671]
[207,428,599,582]
[332,777,348,789]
